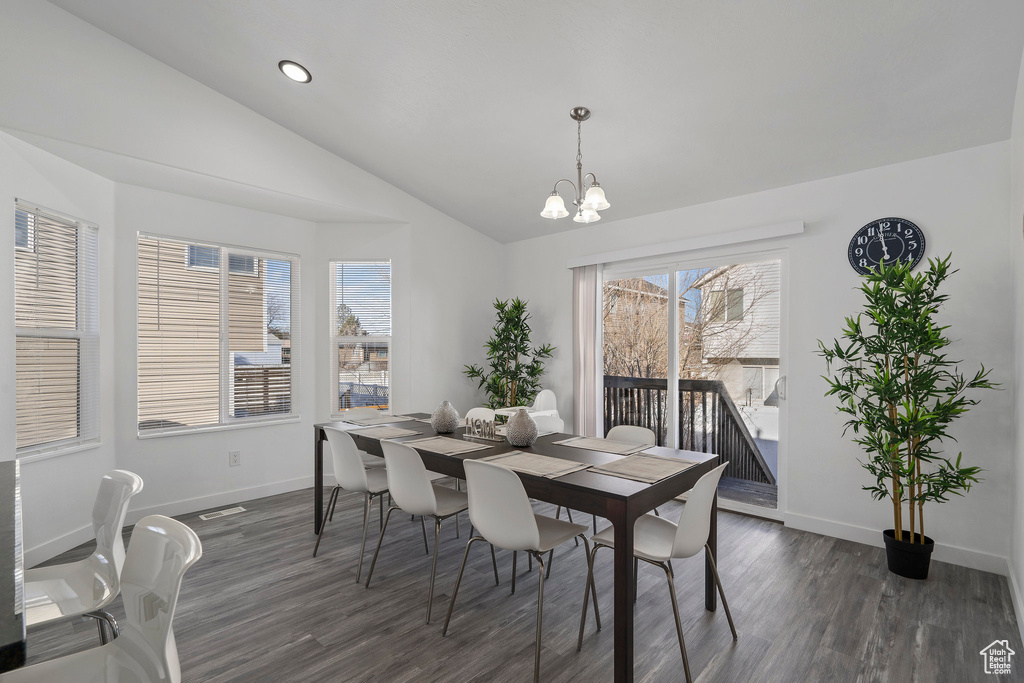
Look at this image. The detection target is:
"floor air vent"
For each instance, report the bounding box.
[199,506,246,521]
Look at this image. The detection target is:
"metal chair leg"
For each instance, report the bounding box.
[490,543,500,585]
[533,552,547,683]
[443,536,486,636]
[355,493,373,583]
[365,505,398,588]
[420,516,429,554]
[592,514,598,532]
[328,485,340,522]
[378,495,384,530]
[456,510,460,539]
[85,611,118,645]
[546,549,554,579]
[511,550,518,594]
[528,552,532,572]
[660,561,692,683]
[576,538,602,653]
[706,544,738,639]
[313,486,341,557]
[426,518,442,623]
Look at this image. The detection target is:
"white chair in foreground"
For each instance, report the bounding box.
[443,459,599,683]
[577,462,736,683]
[25,470,144,644]
[1,515,203,683]
[365,440,491,624]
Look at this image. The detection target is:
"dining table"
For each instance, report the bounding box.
[312,413,720,683]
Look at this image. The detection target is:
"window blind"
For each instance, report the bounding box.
[138,235,299,433]
[330,261,391,415]
[15,201,99,454]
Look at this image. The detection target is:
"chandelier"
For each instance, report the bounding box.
[539,107,610,224]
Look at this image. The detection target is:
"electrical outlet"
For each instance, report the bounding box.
[229,450,241,467]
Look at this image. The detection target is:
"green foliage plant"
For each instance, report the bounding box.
[464,298,555,409]
[817,255,996,544]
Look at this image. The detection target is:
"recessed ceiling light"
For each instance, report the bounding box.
[278,60,311,83]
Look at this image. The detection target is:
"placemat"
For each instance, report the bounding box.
[344,414,415,426]
[551,436,648,456]
[479,451,591,479]
[588,453,699,484]
[402,436,492,456]
[349,426,422,439]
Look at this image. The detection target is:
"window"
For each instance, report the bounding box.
[15,202,98,454]
[331,261,391,414]
[742,366,764,404]
[707,288,744,322]
[138,235,299,433]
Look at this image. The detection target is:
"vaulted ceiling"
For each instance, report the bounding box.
[49,0,1024,243]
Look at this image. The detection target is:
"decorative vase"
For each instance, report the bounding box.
[505,408,538,448]
[431,401,460,434]
[882,529,934,580]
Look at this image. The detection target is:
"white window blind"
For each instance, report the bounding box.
[330,261,391,415]
[137,235,300,434]
[15,201,99,455]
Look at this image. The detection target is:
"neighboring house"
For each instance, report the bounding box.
[603,276,686,379]
[696,260,781,407]
[338,340,389,409]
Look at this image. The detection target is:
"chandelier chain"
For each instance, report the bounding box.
[576,119,583,167]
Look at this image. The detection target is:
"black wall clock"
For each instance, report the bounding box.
[848,217,925,276]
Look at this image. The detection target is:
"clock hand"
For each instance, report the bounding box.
[878,230,890,261]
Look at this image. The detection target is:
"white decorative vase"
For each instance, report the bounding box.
[431,400,460,434]
[505,408,538,447]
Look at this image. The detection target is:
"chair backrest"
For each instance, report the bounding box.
[532,414,565,434]
[381,440,437,516]
[114,515,202,683]
[340,406,381,420]
[92,470,145,576]
[464,407,495,422]
[606,425,656,446]
[532,389,558,413]
[463,460,540,552]
[324,428,371,492]
[672,462,729,558]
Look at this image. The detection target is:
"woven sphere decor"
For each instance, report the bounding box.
[505,408,538,447]
[431,400,461,434]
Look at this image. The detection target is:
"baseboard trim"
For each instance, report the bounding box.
[25,475,315,568]
[784,511,1009,575]
[1008,561,1024,647]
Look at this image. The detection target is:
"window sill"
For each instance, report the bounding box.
[137,415,302,439]
[18,439,102,464]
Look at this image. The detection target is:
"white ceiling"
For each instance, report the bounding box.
[49,1,1024,244]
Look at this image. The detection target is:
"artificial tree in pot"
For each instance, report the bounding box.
[817,255,995,579]
[464,298,555,410]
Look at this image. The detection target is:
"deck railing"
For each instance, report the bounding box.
[603,375,775,485]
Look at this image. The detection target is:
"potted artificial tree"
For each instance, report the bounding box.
[818,255,995,579]
[464,298,555,409]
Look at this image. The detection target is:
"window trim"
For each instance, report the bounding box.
[14,200,100,457]
[137,233,300,435]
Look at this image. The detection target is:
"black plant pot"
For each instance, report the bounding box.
[883,529,934,580]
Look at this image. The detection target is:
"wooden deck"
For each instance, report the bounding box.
[717,476,778,509]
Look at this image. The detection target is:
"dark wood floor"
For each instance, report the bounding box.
[25,485,1022,682]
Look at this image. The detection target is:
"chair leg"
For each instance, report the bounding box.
[85,611,118,645]
[490,543,500,585]
[576,538,602,653]
[660,561,692,683]
[365,505,398,588]
[420,516,429,554]
[379,495,384,530]
[313,486,341,557]
[546,548,554,579]
[443,536,486,636]
[528,552,533,572]
[706,544,738,640]
[533,552,547,683]
[355,493,374,583]
[456,510,460,539]
[511,550,518,595]
[592,514,598,532]
[328,486,341,522]
[426,518,442,624]
[565,508,579,546]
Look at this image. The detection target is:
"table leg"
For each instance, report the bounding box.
[314,427,324,534]
[705,490,717,611]
[610,500,634,682]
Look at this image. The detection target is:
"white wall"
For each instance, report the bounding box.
[1008,45,1024,639]
[0,133,118,564]
[506,142,1014,573]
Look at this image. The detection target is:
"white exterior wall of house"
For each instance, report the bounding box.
[700,260,781,362]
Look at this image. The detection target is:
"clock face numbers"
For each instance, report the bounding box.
[848,218,925,276]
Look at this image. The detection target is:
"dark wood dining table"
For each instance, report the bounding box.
[312,414,720,683]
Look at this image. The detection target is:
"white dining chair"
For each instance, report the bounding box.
[25,470,144,645]
[606,424,656,446]
[443,459,599,683]
[313,428,390,582]
[532,414,564,435]
[336,407,387,468]
[577,462,736,683]
[464,406,496,422]
[1,515,202,683]
[365,440,492,624]
[530,389,559,417]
